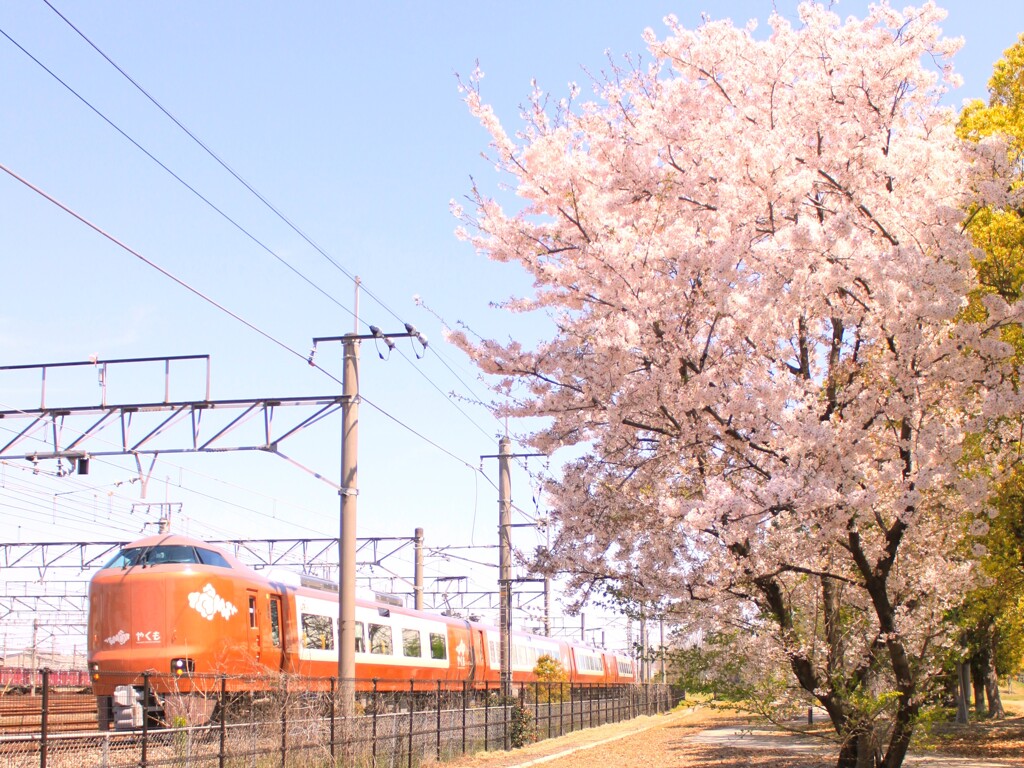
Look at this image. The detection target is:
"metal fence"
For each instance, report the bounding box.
[1,669,681,768]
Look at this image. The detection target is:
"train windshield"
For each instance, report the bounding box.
[102,545,233,569]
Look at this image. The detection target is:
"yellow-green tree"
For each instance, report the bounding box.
[956,33,1024,718]
[533,654,569,703]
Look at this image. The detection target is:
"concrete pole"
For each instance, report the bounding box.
[640,614,648,683]
[543,576,551,637]
[30,618,38,696]
[659,618,666,683]
[338,334,359,717]
[414,528,424,611]
[498,436,512,698]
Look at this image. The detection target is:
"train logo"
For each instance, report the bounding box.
[104,630,129,647]
[188,583,238,621]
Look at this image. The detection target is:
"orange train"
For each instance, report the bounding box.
[88,534,635,726]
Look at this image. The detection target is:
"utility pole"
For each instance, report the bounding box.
[543,575,551,637]
[498,437,512,698]
[659,618,666,682]
[414,528,424,611]
[482,437,544,698]
[312,318,427,719]
[338,333,359,716]
[30,619,38,696]
[640,613,648,683]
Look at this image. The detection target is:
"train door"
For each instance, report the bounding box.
[246,589,260,665]
[453,620,476,681]
[263,594,284,671]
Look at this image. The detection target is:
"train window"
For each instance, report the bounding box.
[102,545,233,569]
[302,614,335,650]
[429,633,447,660]
[354,621,366,653]
[402,629,422,657]
[248,596,257,628]
[513,644,525,666]
[369,624,393,655]
[269,599,281,647]
[196,548,232,568]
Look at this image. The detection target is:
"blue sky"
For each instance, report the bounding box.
[1,1,1022,648]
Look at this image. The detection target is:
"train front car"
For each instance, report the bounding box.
[88,534,280,729]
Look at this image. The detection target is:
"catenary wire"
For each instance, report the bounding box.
[1,22,550,572]
[0,24,358,326]
[3,17,500,444]
[35,3,502,434]
[0,159,321,374]
[0,171,497,517]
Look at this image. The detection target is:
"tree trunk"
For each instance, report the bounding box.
[836,733,863,768]
[982,638,1005,719]
[880,699,916,768]
[971,654,986,715]
[855,731,877,768]
[956,662,971,724]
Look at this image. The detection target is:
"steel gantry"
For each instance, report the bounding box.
[0,356,347,486]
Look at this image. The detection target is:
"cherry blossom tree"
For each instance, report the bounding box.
[953,32,1024,720]
[452,4,1023,767]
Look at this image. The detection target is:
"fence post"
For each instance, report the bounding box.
[502,685,510,752]
[372,679,379,767]
[218,676,227,768]
[39,668,49,768]
[559,682,564,737]
[329,677,336,761]
[436,680,442,762]
[533,682,539,740]
[408,680,416,768]
[280,676,288,768]
[484,680,490,751]
[141,672,150,768]
[461,680,468,755]
[570,684,575,733]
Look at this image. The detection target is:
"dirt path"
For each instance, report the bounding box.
[441,706,830,768]
[439,706,1022,768]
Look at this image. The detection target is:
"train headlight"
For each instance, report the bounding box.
[88,662,100,682]
[171,658,194,677]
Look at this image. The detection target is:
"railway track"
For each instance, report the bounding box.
[0,693,98,735]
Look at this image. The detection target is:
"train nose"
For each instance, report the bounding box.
[89,568,169,668]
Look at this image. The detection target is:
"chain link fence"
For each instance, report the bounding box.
[0,668,681,767]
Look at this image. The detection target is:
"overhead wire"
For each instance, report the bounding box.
[0,24,357,326]
[2,13,511,484]
[35,1,503,438]
[0,462,197,538]
[0,169,502,526]
[0,414,336,539]
[1,10,552,599]
[0,159,319,373]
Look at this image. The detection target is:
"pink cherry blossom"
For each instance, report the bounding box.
[454,4,1022,766]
